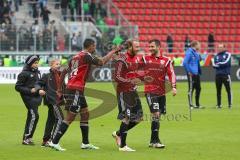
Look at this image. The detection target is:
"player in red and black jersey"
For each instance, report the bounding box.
[112,40,152,152]
[49,38,120,151]
[143,39,177,148]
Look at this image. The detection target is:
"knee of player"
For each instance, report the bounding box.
[151,112,160,121]
[80,108,89,121]
[122,118,130,124]
[64,114,77,124]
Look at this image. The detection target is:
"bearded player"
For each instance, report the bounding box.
[112,40,152,152]
[143,39,177,148]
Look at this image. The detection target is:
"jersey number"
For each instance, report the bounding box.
[70,60,79,78]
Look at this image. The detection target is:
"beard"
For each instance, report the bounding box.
[150,49,158,55]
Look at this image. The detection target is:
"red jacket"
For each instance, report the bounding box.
[143,54,176,96]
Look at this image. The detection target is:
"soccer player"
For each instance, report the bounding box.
[15,55,45,145]
[112,40,150,152]
[35,59,64,147]
[143,39,177,148]
[49,38,120,151]
[212,43,232,109]
[183,41,202,109]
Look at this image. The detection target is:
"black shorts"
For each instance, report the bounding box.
[64,89,87,114]
[117,91,143,121]
[145,93,166,114]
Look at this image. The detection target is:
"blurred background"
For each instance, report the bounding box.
[0,0,240,81]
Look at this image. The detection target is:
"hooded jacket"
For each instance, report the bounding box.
[15,65,42,107]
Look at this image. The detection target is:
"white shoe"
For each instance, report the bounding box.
[112,131,121,146]
[149,143,165,148]
[119,146,136,152]
[49,141,66,151]
[81,143,99,150]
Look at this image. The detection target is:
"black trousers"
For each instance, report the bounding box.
[23,105,39,140]
[187,74,201,107]
[215,75,232,106]
[42,104,64,142]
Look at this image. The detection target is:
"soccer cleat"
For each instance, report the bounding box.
[190,105,195,110]
[195,105,205,109]
[149,143,165,148]
[41,141,50,147]
[228,105,232,109]
[81,143,99,150]
[119,146,136,152]
[48,141,66,151]
[22,138,35,145]
[216,105,222,109]
[112,131,121,146]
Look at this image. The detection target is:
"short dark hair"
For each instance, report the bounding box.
[83,38,95,49]
[149,39,161,47]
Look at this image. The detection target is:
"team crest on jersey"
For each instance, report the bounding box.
[160,60,165,65]
[223,55,226,59]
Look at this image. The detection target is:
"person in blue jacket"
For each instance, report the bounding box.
[212,43,232,109]
[183,41,202,109]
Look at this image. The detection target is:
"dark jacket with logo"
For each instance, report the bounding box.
[36,69,62,105]
[15,65,42,108]
[212,51,231,75]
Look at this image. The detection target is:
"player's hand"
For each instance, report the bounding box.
[111,45,122,55]
[114,45,123,53]
[130,78,142,85]
[144,76,154,83]
[39,89,46,96]
[172,88,177,96]
[31,88,36,93]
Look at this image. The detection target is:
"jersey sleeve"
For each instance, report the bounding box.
[166,61,177,88]
[83,54,101,65]
[183,51,191,73]
[15,72,32,95]
[35,73,47,91]
[115,60,131,84]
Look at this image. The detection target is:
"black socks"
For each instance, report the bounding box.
[80,122,89,144]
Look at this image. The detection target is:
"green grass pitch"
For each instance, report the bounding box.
[0,82,240,160]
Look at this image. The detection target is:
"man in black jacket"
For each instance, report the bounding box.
[36,59,64,147]
[212,43,232,108]
[15,55,45,145]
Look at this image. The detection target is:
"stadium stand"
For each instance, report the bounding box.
[0,0,240,66]
[112,0,240,53]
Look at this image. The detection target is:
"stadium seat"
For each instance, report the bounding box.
[112,0,240,52]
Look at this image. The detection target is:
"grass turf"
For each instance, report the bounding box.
[0,82,239,160]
